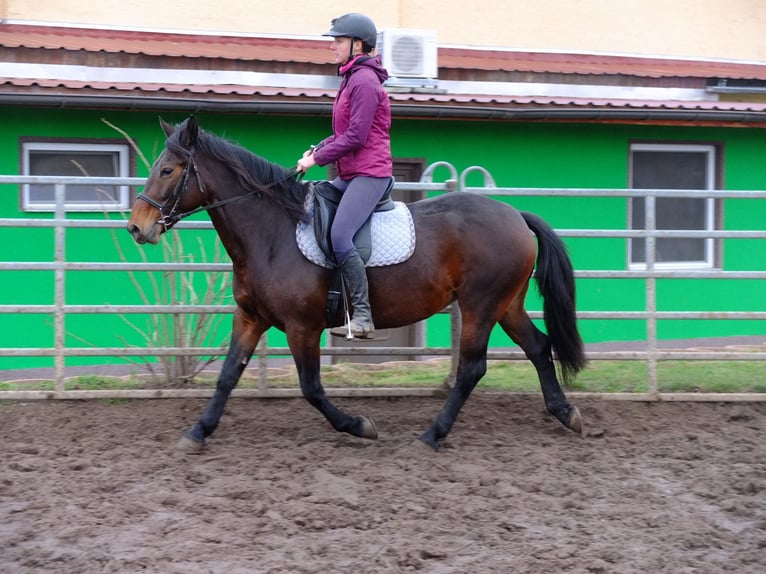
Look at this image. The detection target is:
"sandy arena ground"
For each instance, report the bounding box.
[1,393,765,573]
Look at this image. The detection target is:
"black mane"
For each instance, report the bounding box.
[167,125,309,223]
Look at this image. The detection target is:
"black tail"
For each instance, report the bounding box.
[521,211,587,383]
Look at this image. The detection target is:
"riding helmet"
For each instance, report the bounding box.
[323,13,378,49]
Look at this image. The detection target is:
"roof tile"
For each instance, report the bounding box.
[3,23,766,79]
[2,23,766,118]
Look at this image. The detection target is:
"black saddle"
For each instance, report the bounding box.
[312,177,396,266]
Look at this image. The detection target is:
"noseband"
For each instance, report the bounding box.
[136,145,207,232]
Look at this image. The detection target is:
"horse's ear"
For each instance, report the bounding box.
[179,115,199,149]
[159,117,175,138]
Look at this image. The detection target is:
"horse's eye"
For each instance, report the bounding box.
[161,167,173,176]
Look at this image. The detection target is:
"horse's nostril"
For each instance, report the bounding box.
[127,223,141,241]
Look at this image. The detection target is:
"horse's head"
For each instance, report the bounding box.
[127,116,207,245]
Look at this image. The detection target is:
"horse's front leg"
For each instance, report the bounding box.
[176,309,265,453]
[289,328,377,440]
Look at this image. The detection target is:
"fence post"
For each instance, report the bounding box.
[645,194,658,397]
[256,333,269,392]
[442,304,461,391]
[54,183,66,393]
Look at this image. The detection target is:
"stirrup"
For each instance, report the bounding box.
[330,321,375,341]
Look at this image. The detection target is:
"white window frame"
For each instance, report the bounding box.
[628,143,716,271]
[21,141,131,212]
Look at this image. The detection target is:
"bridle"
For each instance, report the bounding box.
[136,143,302,231]
[135,144,208,232]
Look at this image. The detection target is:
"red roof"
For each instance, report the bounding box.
[438,50,766,80]
[3,23,766,79]
[2,23,766,121]
[1,76,762,109]
[0,24,327,63]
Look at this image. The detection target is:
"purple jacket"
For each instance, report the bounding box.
[313,54,393,180]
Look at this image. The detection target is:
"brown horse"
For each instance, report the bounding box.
[127,116,586,452]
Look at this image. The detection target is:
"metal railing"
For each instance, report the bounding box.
[1,168,765,400]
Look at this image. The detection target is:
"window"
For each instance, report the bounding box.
[628,143,718,269]
[21,140,133,211]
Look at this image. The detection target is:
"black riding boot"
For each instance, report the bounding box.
[330,250,375,339]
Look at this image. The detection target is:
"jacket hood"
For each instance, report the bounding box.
[339,54,389,84]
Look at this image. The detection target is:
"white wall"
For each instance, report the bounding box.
[5,0,765,62]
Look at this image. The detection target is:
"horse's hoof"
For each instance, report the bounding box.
[417,432,441,451]
[176,433,206,454]
[567,406,583,434]
[359,415,378,440]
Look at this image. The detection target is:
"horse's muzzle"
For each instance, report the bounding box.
[127,222,159,245]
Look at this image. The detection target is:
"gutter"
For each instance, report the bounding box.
[2,94,766,123]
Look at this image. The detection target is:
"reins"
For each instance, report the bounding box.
[136,144,304,231]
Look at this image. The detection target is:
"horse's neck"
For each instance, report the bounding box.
[206,187,294,269]
[197,148,303,267]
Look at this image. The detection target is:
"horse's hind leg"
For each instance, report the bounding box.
[177,309,265,453]
[289,328,378,440]
[500,307,582,434]
[419,314,492,450]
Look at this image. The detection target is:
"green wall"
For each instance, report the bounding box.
[1,108,764,369]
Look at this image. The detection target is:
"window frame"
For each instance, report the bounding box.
[20,138,134,212]
[627,142,719,271]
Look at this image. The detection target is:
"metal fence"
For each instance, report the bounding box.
[1,167,765,401]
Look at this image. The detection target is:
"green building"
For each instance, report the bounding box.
[1,25,765,369]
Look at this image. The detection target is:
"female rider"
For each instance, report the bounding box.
[297,12,393,340]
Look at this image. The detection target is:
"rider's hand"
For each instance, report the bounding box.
[297,147,317,173]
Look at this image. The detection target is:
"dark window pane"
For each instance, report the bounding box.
[630,148,711,265]
[632,151,707,190]
[28,150,121,204]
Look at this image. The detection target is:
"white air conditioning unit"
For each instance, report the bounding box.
[377,28,438,80]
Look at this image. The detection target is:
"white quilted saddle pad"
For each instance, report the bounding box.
[296,201,416,269]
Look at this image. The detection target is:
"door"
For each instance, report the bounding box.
[327,158,427,363]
